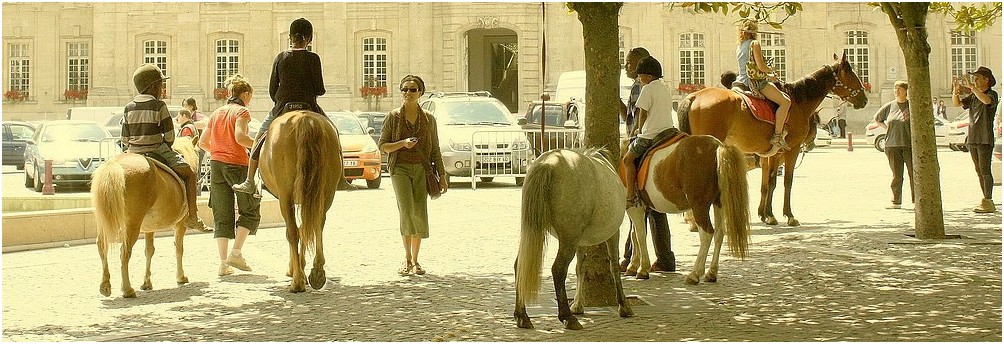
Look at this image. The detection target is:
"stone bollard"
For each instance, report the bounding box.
[42,159,55,195]
[846,132,854,152]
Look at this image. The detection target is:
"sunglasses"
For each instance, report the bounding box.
[401,88,420,93]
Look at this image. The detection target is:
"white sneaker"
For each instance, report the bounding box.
[219,263,234,276]
[885,203,902,209]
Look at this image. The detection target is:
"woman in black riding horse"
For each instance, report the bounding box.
[233,18,325,197]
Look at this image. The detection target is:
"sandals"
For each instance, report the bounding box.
[413,263,426,275]
[398,261,413,275]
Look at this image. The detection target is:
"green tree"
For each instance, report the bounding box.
[680,2,1001,239]
[565,1,624,309]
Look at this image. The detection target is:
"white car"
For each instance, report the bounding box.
[945,110,971,151]
[864,115,951,152]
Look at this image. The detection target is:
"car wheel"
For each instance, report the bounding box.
[875,134,887,152]
[959,144,969,152]
[24,169,33,188]
[479,177,494,183]
[516,177,525,187]
[33,168,43,192]
[366,176,382,189]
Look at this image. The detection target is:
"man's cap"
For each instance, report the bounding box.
[969,66,996,88]
[636,56,663,79]
[133,64,169,93]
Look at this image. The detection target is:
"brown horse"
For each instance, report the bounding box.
[258,110,342,293]
[92,137,198,298]
[624,135,750,283]
[678,53,868,226]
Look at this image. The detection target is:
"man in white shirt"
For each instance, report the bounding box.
[623,56,677,203]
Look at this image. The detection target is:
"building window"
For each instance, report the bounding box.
[618,32,626,67]
[362,37,387,88]
[950,30,977,80]
[843,30,869,83]
[679,33,705,85]
[215,39,240,89]
[143,40,168,77]
[759,34,786,81]
[8,43,30,99]
[67,42,89,92]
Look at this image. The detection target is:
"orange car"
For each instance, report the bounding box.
[329,113,383,189]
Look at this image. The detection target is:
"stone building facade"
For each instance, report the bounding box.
[3,2,1000,131]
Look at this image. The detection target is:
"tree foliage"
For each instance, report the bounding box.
[673,2,802,28]
[928,2,1002,32]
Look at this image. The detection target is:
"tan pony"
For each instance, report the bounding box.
[258,110,342,293]
[92,136,199,298]
[679,53,868,226]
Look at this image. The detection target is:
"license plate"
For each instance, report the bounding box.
[480,156,510,164]
[343,160,359,167]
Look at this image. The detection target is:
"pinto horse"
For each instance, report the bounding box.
[514,148,633,330]
[678,53,868,226]
[258,110,342,293]
[623,135,751,283]
[92,137,199,298]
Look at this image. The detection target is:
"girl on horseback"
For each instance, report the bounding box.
[736,19,792,153]
[233,17,325,197]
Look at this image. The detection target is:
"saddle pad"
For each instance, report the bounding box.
[738,92,780,125]
[618,132,688,190]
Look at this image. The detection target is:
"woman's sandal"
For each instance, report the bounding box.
[398,261,413,275]
[413,263,426,275]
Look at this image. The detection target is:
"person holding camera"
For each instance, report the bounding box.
[953,66,999,213]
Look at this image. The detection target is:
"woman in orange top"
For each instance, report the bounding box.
[198,74,261,277]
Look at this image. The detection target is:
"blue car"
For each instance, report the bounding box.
[2,121,36,170]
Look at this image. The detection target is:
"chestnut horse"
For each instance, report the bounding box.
[258,110,342,293]
[92,137,198,298]
[624,135,751,283]
[515,148,633,330]
[678,53,868,226]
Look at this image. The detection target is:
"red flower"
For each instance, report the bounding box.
[863,82,872,92]
[213,87,230,100]
[64,88,88,101]
[4,89,25,102]
[360,85,388,99]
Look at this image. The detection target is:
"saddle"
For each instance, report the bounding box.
[143,155,189,207]
[619,129,687,208]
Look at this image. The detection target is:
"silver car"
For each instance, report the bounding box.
[420,92,532,186]
[23,120,120,192]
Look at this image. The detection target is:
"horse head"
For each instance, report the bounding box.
[171,136,200,173]
[829,52,869,109]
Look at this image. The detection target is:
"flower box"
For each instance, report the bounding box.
[359,85,388,99]
[3,89,26,103]
[676,83,706,94]
[64,88,88,101]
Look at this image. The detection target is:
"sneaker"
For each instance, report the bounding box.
[413,263,426,275]
[219,263,234,276]
[185,217,212,232]
[886,203,902,209]
[227,252,252,271]
[398,261,413,276]
[232,180,262,199]
[974,198,996,213]
[770,132,792,151]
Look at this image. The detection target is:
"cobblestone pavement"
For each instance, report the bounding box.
[3,148,1001,341]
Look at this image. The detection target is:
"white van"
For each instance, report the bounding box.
[554,70,635,105]
[65,106,122,123]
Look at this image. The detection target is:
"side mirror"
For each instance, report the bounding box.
[517,118,528,126]
[367,127,376,135]
[563,120,578,128]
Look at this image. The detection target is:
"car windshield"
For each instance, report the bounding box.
[332,115,365,135]
[41,123,108,142]
[441,100,512,125]
[527,104,564,126]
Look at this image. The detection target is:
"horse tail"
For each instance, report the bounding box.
[294,114,329,254]
[716,144,750,259]
[678,96,694,134]
[516,158,552,304]
[91,161,127,248]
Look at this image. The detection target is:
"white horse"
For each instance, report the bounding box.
[513,148,633,330]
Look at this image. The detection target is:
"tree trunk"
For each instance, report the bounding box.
[881,3,947,238]
[569,2,623,307]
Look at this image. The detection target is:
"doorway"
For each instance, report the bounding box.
[466,28,518,113]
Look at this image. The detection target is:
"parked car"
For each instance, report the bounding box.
[354,111,388,171]
[2,121,36,170]
[993,138,1001,186]
[518,101,584,154]
[946,110,971,152]
[864,114,951,152]
[329,112,383,189]
[419,91,532,185]
[23,120,120,192]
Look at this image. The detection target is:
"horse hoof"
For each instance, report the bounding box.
[515,316,534,329]
[703,275,718,283]
[618,260,629,273]
[619,305,634,318]
[685,275,700,285]
[289,281,306,293]
[141,281,152,291]
[650,262,676,273]
[178,276,189,285]
[308,269,326,290]
[99,282,111,297]
[562,318,583,330]
[763,217,778,226]
[123,288,137,298]
[570,300,584,315]
[635,272,650,280]
[624,269,638,276]
[787,218,800,227]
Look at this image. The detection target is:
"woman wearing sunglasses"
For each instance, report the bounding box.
[379,75,448,276]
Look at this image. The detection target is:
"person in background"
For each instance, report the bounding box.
[379,75,448,276]
[873,81,914,210]
[953,66,999,213]
[835,102,848,138]
[122,64,211,232]
[198,74,260,276]
[937,99,948,119]
[177,110,199,142]
[183,97,206,122]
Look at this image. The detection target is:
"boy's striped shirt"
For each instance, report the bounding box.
[122,94,174,153]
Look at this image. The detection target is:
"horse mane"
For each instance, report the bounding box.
[570,147,616,167]
[782,62,838,104]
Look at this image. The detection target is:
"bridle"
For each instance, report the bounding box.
[827,64,865,102]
